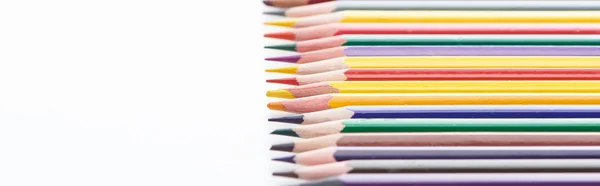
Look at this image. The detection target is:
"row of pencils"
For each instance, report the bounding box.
[264,1,600,185]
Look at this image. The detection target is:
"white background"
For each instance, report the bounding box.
[0,1,295,185]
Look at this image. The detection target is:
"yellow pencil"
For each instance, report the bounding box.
[268,94,600,113]
[265,10,600,28]
[265,56,600,75]
[267,81,600,99]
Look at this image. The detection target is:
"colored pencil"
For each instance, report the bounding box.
[265,35,600,53]
[266,46,600,64]
[267,81,600,99]
[268,69,600,86]
[266,57,600,75]
[273,146,600,166]
[274,159,600,180]
[267,94,600,113]
[299,173,600,186]
[265,11,600,28]
[268,1,600,17]
[265,23,600,41]
[271,119,600,138]
[270,133,600,153]
[263,0,331,8]
[269,105,600,125]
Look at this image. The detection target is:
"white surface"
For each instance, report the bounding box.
[0,1,284,185]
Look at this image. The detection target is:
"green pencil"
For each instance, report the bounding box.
[265,35,600,52]
[271,119,600,138]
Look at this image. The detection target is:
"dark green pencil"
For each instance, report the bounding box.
[265,35,600,52]
[271,119,600,138]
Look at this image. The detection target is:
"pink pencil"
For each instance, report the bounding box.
[265,23,600,41]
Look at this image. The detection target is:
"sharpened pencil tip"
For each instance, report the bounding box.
[268,102,286,111]
[267,89,295,99]
[271,143,295,152]
[264,44,297,51]
[267,77,300,86]
[264,19,296,27]
[269,115,304,124]
[264,10,286,16]
[272,155,296,163]
[264,32,296,41]
[263,0,274,6]
[271,128,300,137]
[272,171,299,178]
[265,55,301,63]
[265,66,298,74]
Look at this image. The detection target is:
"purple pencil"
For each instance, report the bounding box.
[273,146,600,166]
[299,173,600,186]
[266,46,600,64]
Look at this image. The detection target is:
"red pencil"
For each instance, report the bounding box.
[267,69,600,86]
[265,23,600,41]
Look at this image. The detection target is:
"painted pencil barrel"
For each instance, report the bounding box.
[268,81,600,99]
[275,146,600,166]
[299,173,600,186]
[273,119,600,138]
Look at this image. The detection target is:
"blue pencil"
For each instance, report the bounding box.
[268,105,600,125]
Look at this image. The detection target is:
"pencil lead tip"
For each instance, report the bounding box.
[267,77,300,86]
[267,89,295,99]
[265,55,300,63]
[272,155,296,163]
[271,128,300,137]
[268,101,286,111]
[264,10,286,16]
[269,115,304,124]
[270,143,295,152]
[265,66,298,74]
[264,44,297,51]
[272,171,299,178]
[263,0,274,6]
[264,19,296,27]
[264,31,295,41]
